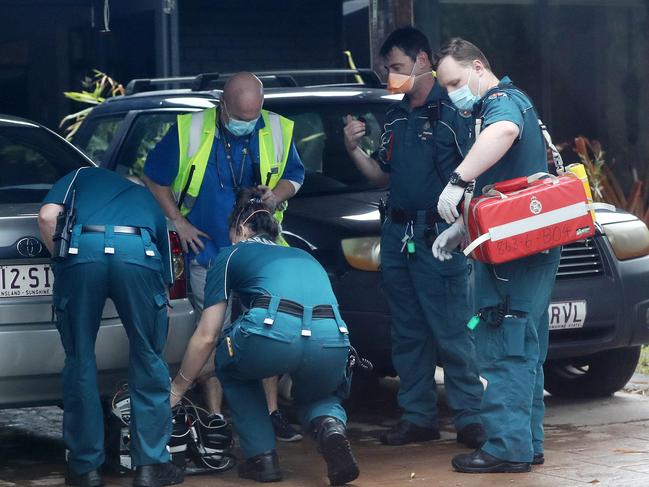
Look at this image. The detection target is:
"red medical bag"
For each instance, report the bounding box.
[463,173,596,264]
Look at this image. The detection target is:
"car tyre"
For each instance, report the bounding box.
[544,346,641,398]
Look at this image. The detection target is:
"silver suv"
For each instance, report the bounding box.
[0,115,195,408]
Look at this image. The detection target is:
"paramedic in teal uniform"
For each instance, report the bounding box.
[433,38,560,473]
[343,26,485,450]
[38,167,182,487]
[167,188,359,486]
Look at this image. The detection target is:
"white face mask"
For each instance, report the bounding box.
[448,68,481,111]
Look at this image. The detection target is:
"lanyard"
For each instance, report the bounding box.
[217,123,252,190]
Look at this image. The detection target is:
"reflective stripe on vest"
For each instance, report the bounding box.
[171,107,294,224]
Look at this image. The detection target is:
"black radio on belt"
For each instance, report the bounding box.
[52,189,77,261]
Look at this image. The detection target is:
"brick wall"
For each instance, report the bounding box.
[179,0,344,75]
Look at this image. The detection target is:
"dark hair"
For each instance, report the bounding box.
[379,27,432,63]
[433,37,491,71]
[228,187,279,241]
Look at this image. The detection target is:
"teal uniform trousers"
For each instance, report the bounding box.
[215,306,350,458]
[381,218,482,430]
[473,250,560,462]
[54,232,171,474]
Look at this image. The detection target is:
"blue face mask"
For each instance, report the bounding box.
[448,69,481,111]
[223,102,260,136]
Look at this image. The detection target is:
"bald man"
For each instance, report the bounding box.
[144,72,305,441]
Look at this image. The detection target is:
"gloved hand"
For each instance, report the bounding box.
[432,220,466,261]
[437,182,466,224]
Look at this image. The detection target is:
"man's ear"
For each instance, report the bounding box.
[417,51,429,68]
[473,59,486,76]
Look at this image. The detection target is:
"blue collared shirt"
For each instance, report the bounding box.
[144,115,304,267]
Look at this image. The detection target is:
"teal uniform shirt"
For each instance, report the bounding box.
[43,167,173,284]
[474,77,546,192]
[472,77,560,312]
[376,79,472,210]
[204,236,339,308]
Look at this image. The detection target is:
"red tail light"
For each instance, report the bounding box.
[168,231,187,300]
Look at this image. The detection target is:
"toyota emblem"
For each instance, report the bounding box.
[17,237,43,257]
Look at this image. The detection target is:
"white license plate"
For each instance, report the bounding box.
[0,264,54,298]
[548,300,587,330]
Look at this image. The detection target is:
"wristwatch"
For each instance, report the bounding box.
[449,171,469,188]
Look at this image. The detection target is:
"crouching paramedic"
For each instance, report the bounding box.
[168,187,360,486]
[38,167,183,487]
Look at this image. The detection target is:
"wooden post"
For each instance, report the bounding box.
[368,0,414,79]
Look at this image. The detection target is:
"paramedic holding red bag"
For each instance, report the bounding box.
[432,38,560,474]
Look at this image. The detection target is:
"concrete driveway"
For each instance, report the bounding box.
[3,374,649,487]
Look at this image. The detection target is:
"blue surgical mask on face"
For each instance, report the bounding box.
[223,102,260,136]
[448,69,481,111]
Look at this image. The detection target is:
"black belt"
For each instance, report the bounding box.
[82,225,141,235]
[388,208,443,225]
[251,295,335,319]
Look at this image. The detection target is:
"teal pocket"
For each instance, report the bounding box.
[503,317,527,358]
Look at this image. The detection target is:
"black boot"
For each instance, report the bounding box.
[379,420,440,446]
[456,423,487,449]
[312,416,359,486]
[238,450,282,483]
[532,453,545,465]
[65,468,104,487]
[133,462,184,487]
[452,450,531,473]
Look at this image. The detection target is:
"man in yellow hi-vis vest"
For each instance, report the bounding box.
[144,72,305,442]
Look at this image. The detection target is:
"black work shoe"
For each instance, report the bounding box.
[65,469,104,487]
[270,410,303,442]
[313,416,359,486]
[532,453,545,465]
[238,450,283,483]
[456,423,487,449]
[133,462,184,487]
[452,450,531,474]
[379,420,440,446]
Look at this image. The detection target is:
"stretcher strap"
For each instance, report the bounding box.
[463,202,615,256]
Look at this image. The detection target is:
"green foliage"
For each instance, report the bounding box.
[60,70,124,140]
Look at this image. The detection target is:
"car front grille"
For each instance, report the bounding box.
[556,238,604,280]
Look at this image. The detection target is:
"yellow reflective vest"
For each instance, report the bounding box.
[171,106,294,225]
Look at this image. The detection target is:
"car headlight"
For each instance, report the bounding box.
[602,219,649,260]
[341,237,381,271]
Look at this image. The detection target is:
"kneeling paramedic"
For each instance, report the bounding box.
[433,38,560,473]
[168,188,359,486]
[38,168,183,487]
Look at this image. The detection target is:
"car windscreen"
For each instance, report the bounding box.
[0,125,90,204]
[72,114,125,165]
[266,101,389,196]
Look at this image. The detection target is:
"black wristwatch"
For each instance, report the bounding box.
[449,171,469,188]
